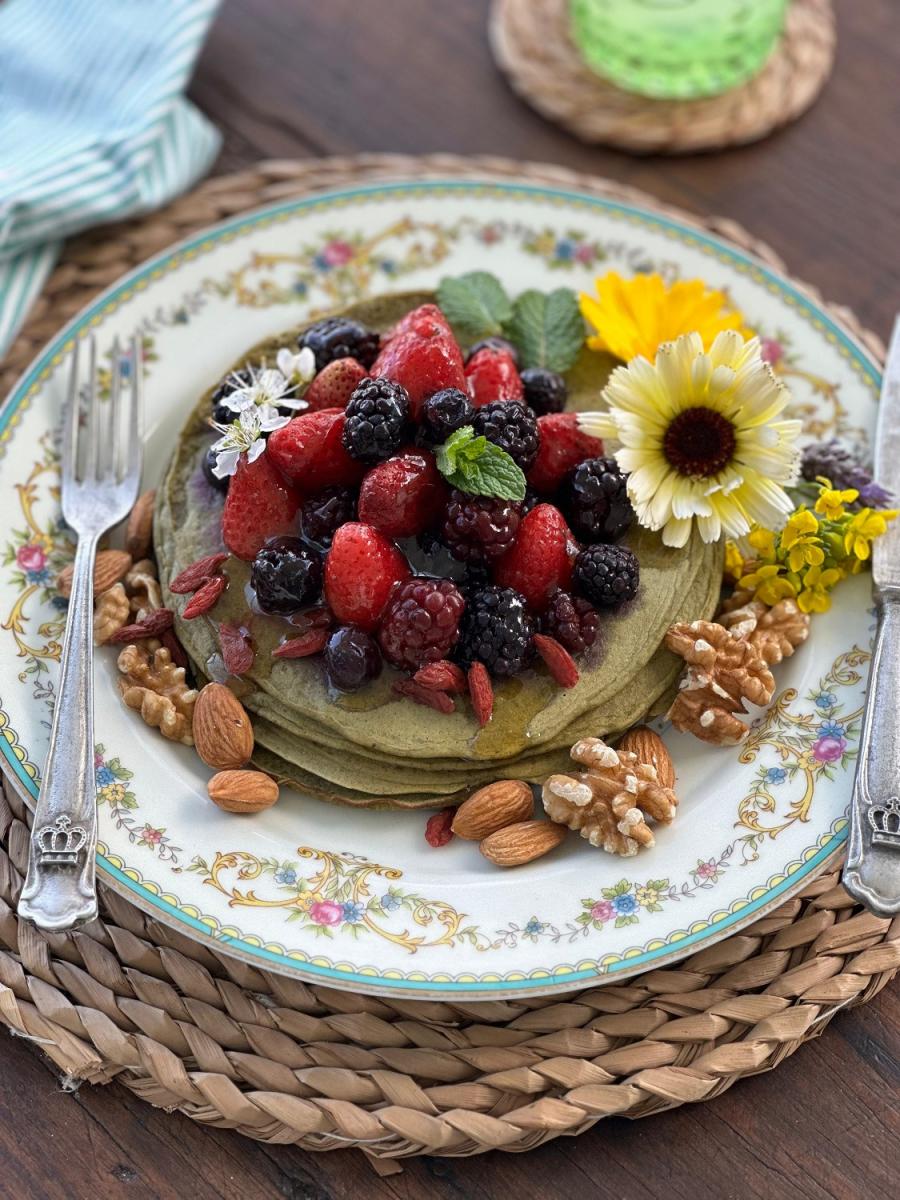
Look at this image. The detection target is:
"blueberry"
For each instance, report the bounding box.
[324,625,382,691]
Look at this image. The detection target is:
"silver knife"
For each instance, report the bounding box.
[844,315,900,915]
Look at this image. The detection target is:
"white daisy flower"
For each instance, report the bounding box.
[579,331,801,547]
[222,363,307,414]
[276,346,317,388]
[210,404,289,479]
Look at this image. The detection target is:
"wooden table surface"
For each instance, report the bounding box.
[3,2,899,1197]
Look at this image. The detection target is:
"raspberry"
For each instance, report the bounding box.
[324,523,411,632]
[527,413,604,494]
[418,387,474,446]
[573,544,639,610]
[562,457,634,543]
[251,536,324,615]
[358,451,447,538]
[298,316,380,371]
[341,378,410,463]
[521,367,567,416]
[464,346,524,407]
[267,409,365,491]
[324,626,382,691]
[378,578,466,671]
[440,491,522,563]
[467,336,520,367]
[493,503,577,613]
[455,585,534,677]
[300,486,357,547]
[471,401,540,469]
[539,591,600,655]
[304,358,369,412]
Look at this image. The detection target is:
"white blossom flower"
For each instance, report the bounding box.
[276,346,317,388]
[222,363,307,414]
[210,404,289,478]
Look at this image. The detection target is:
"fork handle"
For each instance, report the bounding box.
[844,588,900,916]
[19,533,100,931]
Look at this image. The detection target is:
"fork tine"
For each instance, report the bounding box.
[83,335,99,481]
[108,337,122,481]
[62,338,81,484]
[124,336,142,481]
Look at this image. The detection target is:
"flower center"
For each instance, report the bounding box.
[663,407,736,478]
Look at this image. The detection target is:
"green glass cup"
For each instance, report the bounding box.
[570,0,790,100]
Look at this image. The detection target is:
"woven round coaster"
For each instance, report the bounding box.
[489,0,835,153]
[1,156,897,1162]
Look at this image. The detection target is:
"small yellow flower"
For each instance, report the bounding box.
[747,527,777,560]
[635,886,659,908]
[98,782,127,806]
[781,509,818,544]
[814,486,859,520]
[579,272,744,363]
[780,509,823,572]
[724,541,744,582]
[844,508,898,560]
[740,563,797,606]
[797,564,843,613]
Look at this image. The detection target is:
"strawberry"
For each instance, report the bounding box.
[385,303,453,342]
[370,331,466,421]
[464,347,524,407]
[357,450,448,538]
[267,409,365,491]
[493,503,576,612]
[527,413,604,494]
[324,522,411,631]
[304,358,368,412]
[221,452,302,562]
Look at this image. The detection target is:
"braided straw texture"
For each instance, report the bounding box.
[0,156,896,1160]
[490,0,835,153]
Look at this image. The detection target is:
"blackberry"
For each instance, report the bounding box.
[467,336,519,367]
[540,591,600,655]
[521,367,567,416]
[521,487,541,516]
[801,439,891,508]
[341,377,410,463]
[298,316,380,371]
[455,585,535,677]
[562,457,634,543]
[324,626,382,692]
[471,401,540,469]
[440,490,522,563]
[210,366,255,424]
[300,486,356,547]
[251,536,324,615]
[418,388,473,446]
[202,444,229,495]
[573,544,639,610]
[378,578,466,671]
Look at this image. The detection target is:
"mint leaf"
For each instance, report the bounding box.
[437,271,513,342]
[505,287,584,372]
[435,425,526,501]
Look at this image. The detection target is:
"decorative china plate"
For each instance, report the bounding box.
[0,181,878,999]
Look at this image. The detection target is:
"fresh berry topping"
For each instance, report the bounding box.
[358,450,447,538]
[573,544,639,609]
[539,591,600,655]
[371,330,467,421]
[425,806,456,846]
[471,400,540,469]
[520,367,567,416]
[467,662,494,726]
[413,660,467,693]
[324,625,383,692]
[299,486,357,547]
[387,303,453,342]
[251,536,324,615]
[298,316,380,371]
[440,491,522,563]
[341,377,410,463]
[464,346,524,407]
[418,388,474,446]
[378,577,466,671]
[267,409,365,491]
[324,522,411,632]
[210,366,254,424]
[467,336,520,367]
[222,451,302,561]
[169,552,229,594]
[219,623,255,676]
[202,444,230,494]
[527,413,604,494]
[272,629,330,659]
[521,487,541,515]
[493,504,576,612]
[304,357,369,412]
[394,678,455,714]
[182,575,227,619]
[454,585,534,677]
[533,633,579,688]
[562,456,634,543]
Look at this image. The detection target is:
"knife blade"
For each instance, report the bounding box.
[871,315,900,591]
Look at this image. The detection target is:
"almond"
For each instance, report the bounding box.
[618,726,676,789]
[452,779,534,840]
[208,769,279,813]
[193,682,254,769]
[480,819,567,867]
[125,490,156,560]
[58,548,132,598]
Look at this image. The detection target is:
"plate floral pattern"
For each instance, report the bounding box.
[0,182,880,998]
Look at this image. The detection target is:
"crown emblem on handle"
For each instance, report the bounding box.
[35,814,88,866]
[867,796,900,848]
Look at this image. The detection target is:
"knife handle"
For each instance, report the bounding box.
[844,588,900,915]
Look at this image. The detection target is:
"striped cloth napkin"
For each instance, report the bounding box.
[0,0,222,359]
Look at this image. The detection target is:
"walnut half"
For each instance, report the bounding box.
[117,643,197,745]
[94,583,130,644]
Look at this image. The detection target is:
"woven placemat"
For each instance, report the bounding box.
[489,0,835,153]
[1,156,897,1164]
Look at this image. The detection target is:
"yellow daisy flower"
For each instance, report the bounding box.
[814,486,859,521]
[579,331,801,547]
[579,272,745,363]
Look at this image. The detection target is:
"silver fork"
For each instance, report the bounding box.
[19,336,143,932]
